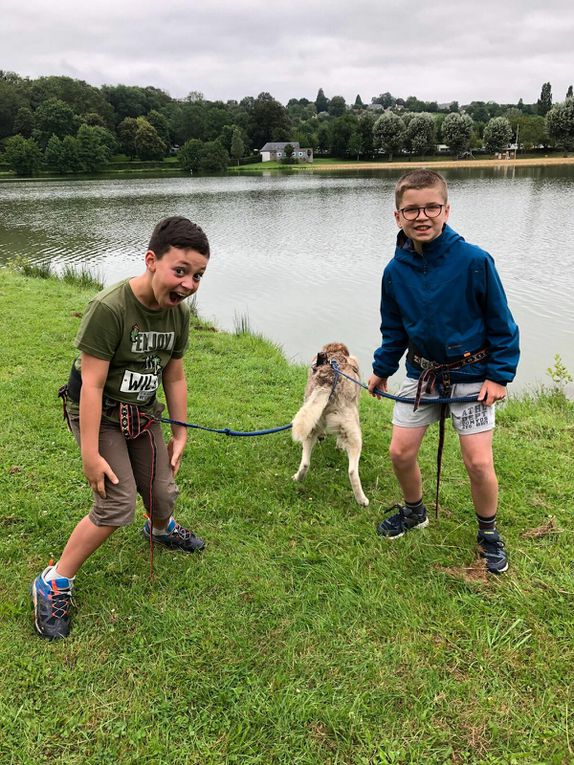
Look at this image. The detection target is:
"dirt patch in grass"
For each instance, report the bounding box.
[521,516,562,539]
[435,556,489,584]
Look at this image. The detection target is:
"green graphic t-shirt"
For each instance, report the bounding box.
[72,279,189,409]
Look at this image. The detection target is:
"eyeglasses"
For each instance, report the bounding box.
[398,204,444,221]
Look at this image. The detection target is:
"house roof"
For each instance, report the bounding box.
[260,142,301,151]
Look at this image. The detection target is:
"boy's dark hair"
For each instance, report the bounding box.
[148,216,210,259]
[394,169,448,208]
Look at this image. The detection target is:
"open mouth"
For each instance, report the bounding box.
[169,291,187,304]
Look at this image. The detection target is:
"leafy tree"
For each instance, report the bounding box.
[328,96,347,117]
[134,117,166,160]
[372,92,396,109]
[505,112,546,149]
[34,97,78,147]
[45,134,81,174]
[567,85,573,100]
[358,112,376,158]
[13,106,34,138]
[77,124,112,172]
[406,112,436,155]
[147,110,171,146]
[117,117,139,159]
[0,79,27,138]
[330,113,358,157]
[537,82,552,116]
[45,134,63,171]
[315,88,329,113]
[198,141,229,173]
[483,116,513,153]
[441,112,473,154]
[545,99,574,150]
[178,138,203,173]
[81,112,106,127]
[101,84,170,124]
[317,122,331,154]
[230,126,244,165]
[295,120,318,151]
[373,112,406,160]
[29,76,113,123]
[353,94,364,109]
[4,135,43,176]
[248,92,291,149]
[347,130,362,159]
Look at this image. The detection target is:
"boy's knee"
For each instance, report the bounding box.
[463,455,495,481]
[389,441,417,467]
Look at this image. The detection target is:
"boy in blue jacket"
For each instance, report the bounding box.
[368,169,519,573]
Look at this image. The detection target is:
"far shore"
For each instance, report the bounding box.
[258,155,574,172]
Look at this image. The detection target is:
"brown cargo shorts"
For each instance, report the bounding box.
[69,415,179,527]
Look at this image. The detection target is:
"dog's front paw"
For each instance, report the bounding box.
[292,471,305,482]
[356,495,369,507]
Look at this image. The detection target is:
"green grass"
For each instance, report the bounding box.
[1,269,574,764]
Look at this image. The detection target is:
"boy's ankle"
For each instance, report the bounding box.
[43,564,74,586]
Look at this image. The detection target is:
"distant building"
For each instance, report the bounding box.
[259,142,313,163]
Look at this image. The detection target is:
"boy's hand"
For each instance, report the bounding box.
[167,436,186,476]
[478,380,507,407]
[368,374,388,399]
[82,454,119,498]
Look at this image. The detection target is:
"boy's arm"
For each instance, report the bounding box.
[482,255,520,386]
[79,353,119,498]
[372,273,409,379]
[162,357,188,477]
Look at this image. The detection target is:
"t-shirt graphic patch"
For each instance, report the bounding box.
[120,369,160,399]
[131,330,175,354]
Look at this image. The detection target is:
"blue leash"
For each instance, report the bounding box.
[156,416,293,436]
[328,360,481,405]
[155,361,480,437]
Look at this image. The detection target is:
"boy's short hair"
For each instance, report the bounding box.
[148,216,210,259]
[394,169,448,209]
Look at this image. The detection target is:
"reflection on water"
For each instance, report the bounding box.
[0,167,573,392]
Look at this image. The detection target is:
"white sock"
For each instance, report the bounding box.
[43,564,75,585]
[152,517,175,537]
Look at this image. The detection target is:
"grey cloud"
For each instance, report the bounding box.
[1,0,573,104]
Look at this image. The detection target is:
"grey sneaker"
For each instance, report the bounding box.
[31,567,73,640]
[376,503,429,540]
[477,529,508,574]
[142,519,205,553]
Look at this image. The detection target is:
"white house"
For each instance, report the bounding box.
[259,142,313,163]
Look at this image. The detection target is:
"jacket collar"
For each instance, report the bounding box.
[396,224,462,260]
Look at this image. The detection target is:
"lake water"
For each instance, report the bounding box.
[1,166,573,393]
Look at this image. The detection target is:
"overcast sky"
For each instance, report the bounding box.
[2,0,573,106]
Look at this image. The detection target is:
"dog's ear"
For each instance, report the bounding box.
[347,355,360,375]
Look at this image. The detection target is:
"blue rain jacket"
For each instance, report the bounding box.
[372,225,520,384]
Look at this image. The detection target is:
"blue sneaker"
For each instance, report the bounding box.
[142,518,205,553]
[477,529,509,574]
[31,567,73,640]
[376,503,429,540]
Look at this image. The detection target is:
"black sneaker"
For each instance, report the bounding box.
[31,567,73,640]
[142,519,205,553]
[376,503,429,540]
[477,529,508,574]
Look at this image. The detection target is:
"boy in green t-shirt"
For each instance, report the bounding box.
[31,216,210,640]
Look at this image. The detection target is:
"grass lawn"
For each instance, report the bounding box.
[1,269,573,764]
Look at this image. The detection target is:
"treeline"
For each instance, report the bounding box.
[0,72,573,176]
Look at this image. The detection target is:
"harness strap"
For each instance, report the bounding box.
[410,349,488,518]
[118,402,157,578]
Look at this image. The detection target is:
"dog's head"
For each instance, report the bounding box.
[321,342,350,357]
[312,342,359,376]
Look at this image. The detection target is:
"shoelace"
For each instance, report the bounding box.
[50,590,73,620]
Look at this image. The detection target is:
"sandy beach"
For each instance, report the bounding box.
[309,156,574,171]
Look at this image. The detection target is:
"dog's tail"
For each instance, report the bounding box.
[291,388,331,442]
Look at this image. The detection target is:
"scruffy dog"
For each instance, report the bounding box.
[292,342,368,506]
